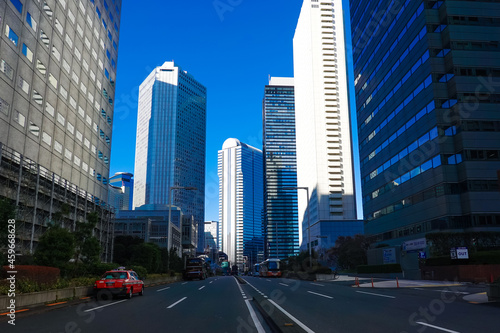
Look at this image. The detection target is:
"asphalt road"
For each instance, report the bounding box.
[1,276,498,333]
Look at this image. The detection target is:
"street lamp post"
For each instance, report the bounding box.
[283,186,311,268]
[168,186,197,269]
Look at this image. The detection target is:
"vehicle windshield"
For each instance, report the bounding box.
[187,259,202,265]
[101,271,127,280]
[268,262,279,270]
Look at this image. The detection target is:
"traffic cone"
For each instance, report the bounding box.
[396,277,399,288]
[371,277,374,288]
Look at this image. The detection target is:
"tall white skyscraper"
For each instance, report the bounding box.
[293,0,362,249]
[218,138,264,269]
[133,61,206,250]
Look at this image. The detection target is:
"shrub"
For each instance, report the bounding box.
[2,265,60,285]
[128,265,147,279]
[357,264,402,274]
[312,266,332,274]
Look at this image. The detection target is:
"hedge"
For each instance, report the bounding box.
[1,265,60,285]
[357,264,402,274]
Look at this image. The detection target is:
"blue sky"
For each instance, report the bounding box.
[110,0,361,221]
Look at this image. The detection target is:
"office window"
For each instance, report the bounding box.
[0,60,14,80]
[43,1,53,19]
[65,34,73,48]
[5,25,19,46]
[57,113,65,126]
[54,18,63,35]
[10,0,23,14]
[22,44,33,62]
[69,96,77,109]
[26,12,37,32]
[77,23,84,37]
[29,122,40,137]
[42,132,52,146]
[60,85,68,99]
[64,148,72,160]
[33,90,43,105]
[52,46,61,61]
[40,29,50,48]
[48,73,58,88]
[18,76,30,94]
[68,9,75,24]
[54,141,63,153]
[0,97,10,116]
[15,111,25,127]
[74,48,81,61]
[36,59,47,75]
[45,102,55,117]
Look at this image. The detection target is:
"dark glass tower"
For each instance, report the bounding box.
[262,77,299,259]
[351,0,500,246]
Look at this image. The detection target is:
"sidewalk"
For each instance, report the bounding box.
[348,277,492,304]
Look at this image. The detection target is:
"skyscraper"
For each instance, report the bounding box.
[262,77,299,259]
[133,61,206,251]
[218,138,264,269]
[351,0,500,246]
[0,0,121,259]
[108,172,133,211]
[293,0,362,250]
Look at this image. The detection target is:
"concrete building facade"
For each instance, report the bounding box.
[293,0,362,250]
[0,0,122,259]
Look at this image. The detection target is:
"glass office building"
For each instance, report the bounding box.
[133,61,206,252]
[262,77,299,259]
[0,0,121,259]
[108,171,133,211]
[218,138,264,270]
[351,0,500,246]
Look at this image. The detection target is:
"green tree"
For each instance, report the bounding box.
[130,242,162,273]
[74,212,101,264]
[34,226,75,267]
[167,247,183,273]
[113,235,144,265]
[51,203,71,226]
[328,234,369,270]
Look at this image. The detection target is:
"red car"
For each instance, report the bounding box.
[94,268,144,300]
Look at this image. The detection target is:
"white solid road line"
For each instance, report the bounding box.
[199,286,205,290]
[156,287,170,292]
[416,322,460,333]
[245,300,266,333]
[84,299,127,312]
[307,291,333,299]
[167,297,187,309]
[279,283,289,287]
[310,283,325,287]
[439,290,469,295]
[268,299,315,333]
[355,291,395,299]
